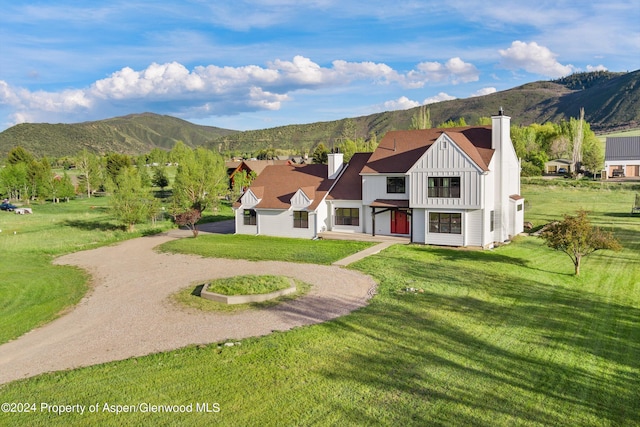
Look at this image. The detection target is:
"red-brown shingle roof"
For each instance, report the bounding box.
[361,127,494,174]
[245,164,333,210]
[327,152,371,201]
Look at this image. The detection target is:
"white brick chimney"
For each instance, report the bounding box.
[327,151,344,179]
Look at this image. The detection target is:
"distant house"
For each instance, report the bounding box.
[545,159,574,174]
[604,136,640,178]
[234,110,524,247]
[226,159,291,189]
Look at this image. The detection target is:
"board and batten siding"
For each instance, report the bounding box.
[239,189,260,208]
[290,189,312,208]
[409,136,484,209]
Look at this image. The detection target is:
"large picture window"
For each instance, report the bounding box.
[293,211,309,228]
[387,177,406,194]
[428,177,460,198]
[335,208,359,226]
[429,213,462,234]
[243,209,256,225]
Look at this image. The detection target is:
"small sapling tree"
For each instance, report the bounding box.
[541,210,621,275]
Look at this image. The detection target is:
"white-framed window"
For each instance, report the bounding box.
[429,212,462,234]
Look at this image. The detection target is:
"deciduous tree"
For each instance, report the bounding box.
[110,167,155,232]
[541,210,621,275]
[171,147,227,236]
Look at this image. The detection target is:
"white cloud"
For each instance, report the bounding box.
[499,41,575,78]
[586,64,608,72]
[382,96,420,111]
[423,92,456,104]
[470,87,496,97]
[0,55,483,125]
[406,57,479,88]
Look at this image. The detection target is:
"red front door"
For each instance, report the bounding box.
[391,210,409,234]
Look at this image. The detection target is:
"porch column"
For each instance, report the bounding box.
[371,207,376,237]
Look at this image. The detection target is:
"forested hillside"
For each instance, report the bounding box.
[0,113,237,158]
[207,70,640,157]
[0,70,638,159]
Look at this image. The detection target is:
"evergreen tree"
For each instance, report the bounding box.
[312,143,329,164]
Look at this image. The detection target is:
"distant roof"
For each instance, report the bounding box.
[327,152,371,201]
[245,164,333,210]
[605,136,640,161]
[237,160,290,175]
[546,159,573,165]
[361,127,494,174]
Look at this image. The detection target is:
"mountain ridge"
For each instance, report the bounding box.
[1,70,638,158]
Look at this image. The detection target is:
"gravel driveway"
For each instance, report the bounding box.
[0,225,377,385]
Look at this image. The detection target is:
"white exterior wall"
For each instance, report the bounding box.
[465,209,484,247]
[491,113,522,243]
[511,199,525,236]
[235,190,261,235]
[235,209,258,235]
[362,174,409,205]
[482,162,495,247]
[255,209,317,239]
[412,209,426,243]
[424,208,465,246]
[316,202,329,234]
[327,200,364,233]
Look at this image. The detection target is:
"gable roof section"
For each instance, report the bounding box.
[605,136,640,161]
[361,127,494,174]
[327,152,371,201]
[245,164,333,210]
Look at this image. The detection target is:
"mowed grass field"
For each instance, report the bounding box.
[0,196,180,344]
[1,182,639,426]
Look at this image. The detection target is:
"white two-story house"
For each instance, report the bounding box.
[234,110,524,247]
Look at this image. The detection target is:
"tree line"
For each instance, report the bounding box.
[407,107,604,176]
[0,142,228,235]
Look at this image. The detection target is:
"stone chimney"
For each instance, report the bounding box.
[327,150,344,179]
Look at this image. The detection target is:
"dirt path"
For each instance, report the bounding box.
[0,226,377,385]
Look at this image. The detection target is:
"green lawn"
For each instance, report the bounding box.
[158,234,375,264]
[0,183,638,426]
[0,197,176,344]
[206,275,293,295]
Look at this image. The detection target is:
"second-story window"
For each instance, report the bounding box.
[428,177,460,198]
[387,177,406,194]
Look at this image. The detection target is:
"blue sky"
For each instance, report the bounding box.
[0,1,638,131]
